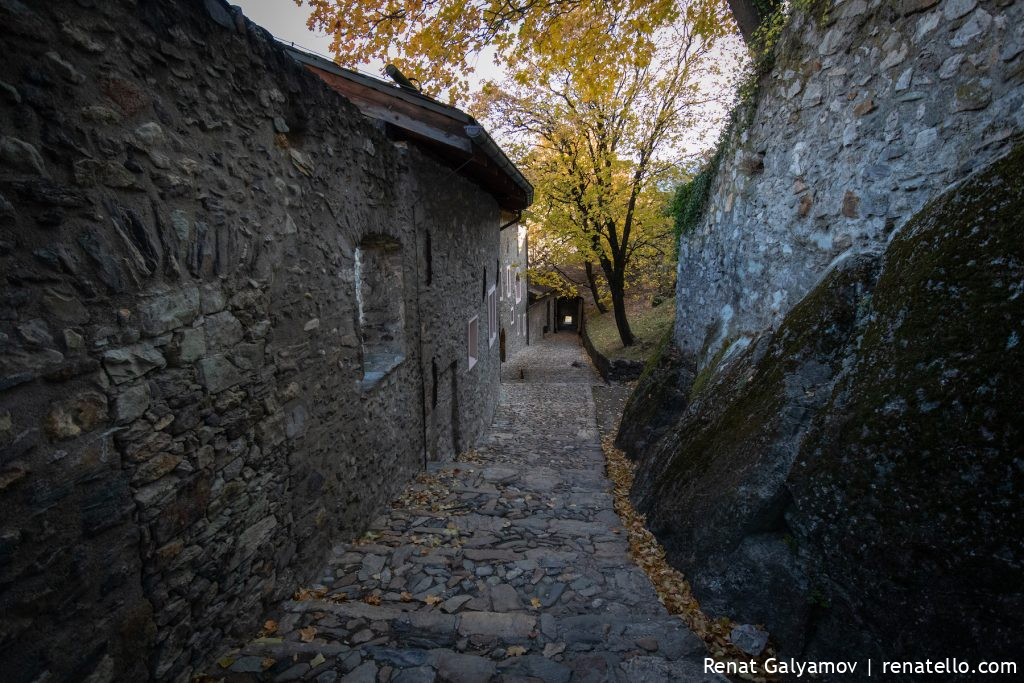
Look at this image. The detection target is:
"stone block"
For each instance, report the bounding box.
[114,382,151,424]
[204,311,243,349]
[103,343,166,384]
[175,327,206,364]
[457,612,535,639]
[138,288,200,336]
[197,354,243,393]
[0,136,47,176]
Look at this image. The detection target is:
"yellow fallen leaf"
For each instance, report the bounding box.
[309,653,326,667]
[364,594,381,606]
[217,656,235,669]
[261,658,275,671]
[530,597,541,609]
[400,591,413,602]
[298,626,317,643]
[506,646,527,657]
[424,595,442,606]
[262,619,278,635]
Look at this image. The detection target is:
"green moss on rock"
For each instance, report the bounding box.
[626,143,1024,661]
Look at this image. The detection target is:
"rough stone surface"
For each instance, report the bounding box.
[675,0,1024,364]
[624,145,1024,663]
[206,335,713,682]
[0,0,514,680]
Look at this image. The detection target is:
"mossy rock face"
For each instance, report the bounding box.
[615,334,694,461]
[625,143,1024,661]
[789,143,1024,662]
[627,252,878,649]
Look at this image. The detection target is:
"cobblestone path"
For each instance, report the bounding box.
[213,334,718,683]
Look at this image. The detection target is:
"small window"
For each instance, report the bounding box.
[467,316,479,370]
[425,232,432,286]
[431,359,438,408]
[356,235,404,383]
[515,273,522,303]
[487,286,497,346]
[506,265,512,298]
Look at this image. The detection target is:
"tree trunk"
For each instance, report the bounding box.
[609,272,634,347]
[584,261,607,313]
[727,0,770,44]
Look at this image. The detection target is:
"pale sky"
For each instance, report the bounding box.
[231,0,742,161]
[232,0,503,86]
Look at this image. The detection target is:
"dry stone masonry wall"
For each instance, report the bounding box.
[0,1,503,681]
[677,0,1024,363]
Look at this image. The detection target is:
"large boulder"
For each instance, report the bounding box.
[621,143,1024,665]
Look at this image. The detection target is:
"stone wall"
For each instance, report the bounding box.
[527,297,550,344]
[676,0,1024,364]
[0,1,503,681]
[623,143,1024,664]
[499,224,528,360]
[619,0,1024,667]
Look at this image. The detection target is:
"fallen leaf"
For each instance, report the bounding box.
[216,656,235,669]
[400,591,413,602]
[261,619,278,635]
[261,658,275,671]
[506,646,527,657]
[424,595,442,606]
[298,626,317,643]
[309,653,326,668]
[530,597,541,609]
[294,587,327,601]
[364,594,381,606]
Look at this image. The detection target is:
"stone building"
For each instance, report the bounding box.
[0,1,530,681]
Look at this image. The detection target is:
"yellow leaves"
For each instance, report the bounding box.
[294,587,327,601]
[300,0,718,105]
[400,591,414,602]
[424,595,443,606]
[260,619,278,636]
[506,645,528,657]
[601,430,778,679]
[364,594,382,606]
[530,597,542,609]
[391,471,462,515]
[309,653,326,668]
[298,626,317,643]
[260,658,275,671]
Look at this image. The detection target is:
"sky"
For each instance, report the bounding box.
[232,0,503,87]
[232,0,743,160]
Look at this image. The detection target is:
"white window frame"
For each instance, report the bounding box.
[467,316,479,370]
[487,285,497,346]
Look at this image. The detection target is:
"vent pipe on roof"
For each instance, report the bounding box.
[385,64,420,92]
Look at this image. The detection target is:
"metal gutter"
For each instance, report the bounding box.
[465,125,535,207]
[284,46,473,124]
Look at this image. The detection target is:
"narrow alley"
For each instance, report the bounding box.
[211,334,719,682]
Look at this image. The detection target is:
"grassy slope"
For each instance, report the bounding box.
[586,297,676,363]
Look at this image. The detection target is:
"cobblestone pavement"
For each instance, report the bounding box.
[213,333,719,683]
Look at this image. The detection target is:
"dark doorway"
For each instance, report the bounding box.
[499,328,506,362]
[557,298,580,332]
[428,361,459,460]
